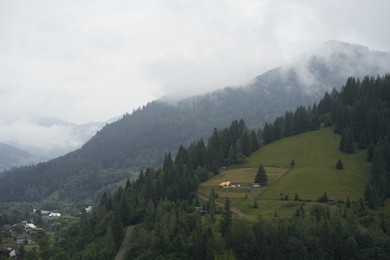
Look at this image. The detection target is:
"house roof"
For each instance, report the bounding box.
[15,232,31,240]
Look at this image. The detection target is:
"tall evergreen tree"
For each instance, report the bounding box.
[333,102,349,134]
[284,111,295,137]
[219,197,232,237]
[255,163,267,186]
[358,130,368,149]
[342,77,358,105]
[336,158,344,170]
[340,128,355,153]
[241,130,252,156]
[250,130,260,152]
[318,91,332,114]
[372,146,386,175]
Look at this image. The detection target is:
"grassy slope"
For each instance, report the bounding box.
[198,127,371,219]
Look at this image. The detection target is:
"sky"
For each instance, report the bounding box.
[1,0,390,155]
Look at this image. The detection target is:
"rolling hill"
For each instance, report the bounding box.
[197,127,372,219]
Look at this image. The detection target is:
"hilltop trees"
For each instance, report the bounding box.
[206,119,260,168]
[262,104,321,145]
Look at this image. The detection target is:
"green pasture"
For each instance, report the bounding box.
[197,127,371,219]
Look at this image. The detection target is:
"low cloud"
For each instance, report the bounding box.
[0,119,103,157]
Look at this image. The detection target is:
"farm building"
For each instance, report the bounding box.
[219,181,231,187]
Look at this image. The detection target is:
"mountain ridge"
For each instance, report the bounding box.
[0,143,44,172]
[1,41,389,203]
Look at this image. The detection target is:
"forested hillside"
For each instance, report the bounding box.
[32,74,390,259]
[1,41,389,205]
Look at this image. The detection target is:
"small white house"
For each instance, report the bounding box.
[85,206,93,213]
[48,213,61,219]
[24,223,37,230]
[8,248,16,258]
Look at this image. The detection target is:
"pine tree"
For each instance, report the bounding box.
[284,111,295,137]
[255,163,267,186]
[342,77,358,105]
[290,159,296,168]
[228,145,236,165]
[250,130,260,152]
[110,211,124,250]
[262,122,274,144]
[207,189,216,223]
[367,141,375,161]
[318,91,332,114]
[336,158,344,170]
[340,128,354,153]
[241,130,252,156]
[219,197,232,237]
[358,130,368,149]
[333,102,349,134]
[372,146,386,175]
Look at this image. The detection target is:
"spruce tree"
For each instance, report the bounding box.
[340,128,354,153]
[372,147,386,175]
[290,159,296,168]
[358,130,368,149]
[219,197,232,237]
[336,158,344,170]
[255,163,267,186]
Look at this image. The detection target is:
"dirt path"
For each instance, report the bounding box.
[197,193,247,218]
[115,225,136,260]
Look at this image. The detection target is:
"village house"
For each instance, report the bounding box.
[85,206,93,213]
[48,212,61,219]
[14,232,34,244]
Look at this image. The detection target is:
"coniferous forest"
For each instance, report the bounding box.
[2,74,390,259]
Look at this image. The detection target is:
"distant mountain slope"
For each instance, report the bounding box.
[82,41,390,168]
[1,41,389,203]
[0,143,43,172]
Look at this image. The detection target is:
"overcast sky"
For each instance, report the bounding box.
[1,0,389,156]
[1,0,389,125]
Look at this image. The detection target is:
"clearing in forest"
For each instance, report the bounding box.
[197,127,371,219]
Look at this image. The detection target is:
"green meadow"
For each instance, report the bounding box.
[197,127,371,219]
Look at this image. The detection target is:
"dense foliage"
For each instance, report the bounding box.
[44,74,390,259]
